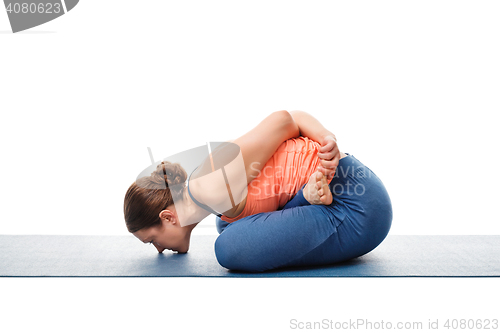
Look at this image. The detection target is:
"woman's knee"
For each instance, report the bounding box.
[355,202,393,256]
[214,226,267,272]
[215,216,229,235]
[214,230,240,270]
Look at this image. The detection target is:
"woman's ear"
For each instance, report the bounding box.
[159,210,177,225]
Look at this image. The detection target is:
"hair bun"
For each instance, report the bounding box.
[151,161,188,187]
[147,161,188,199]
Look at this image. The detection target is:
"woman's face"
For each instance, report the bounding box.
[133,220,191,254]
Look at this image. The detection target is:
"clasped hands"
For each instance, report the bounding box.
[302,134,339,205]
[316,134,340,181]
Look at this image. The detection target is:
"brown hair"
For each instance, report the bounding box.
[124,161,188,233]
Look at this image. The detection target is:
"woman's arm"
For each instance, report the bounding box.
[288,110,336,144]
[191,110,300,213]
[289,110,340,179]
[228,110,299,184]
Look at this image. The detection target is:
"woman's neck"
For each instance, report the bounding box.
[176,189,212,228]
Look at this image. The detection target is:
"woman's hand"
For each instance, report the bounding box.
[316,135,340,180]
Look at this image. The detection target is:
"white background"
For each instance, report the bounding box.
[1,1,498,332]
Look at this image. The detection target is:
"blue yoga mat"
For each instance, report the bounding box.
[0,235,499,277]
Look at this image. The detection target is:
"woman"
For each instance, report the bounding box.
[124,110,392,272]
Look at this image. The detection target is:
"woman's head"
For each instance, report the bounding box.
[124,161,194,253]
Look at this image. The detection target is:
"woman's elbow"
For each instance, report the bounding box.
[274,110,300,138]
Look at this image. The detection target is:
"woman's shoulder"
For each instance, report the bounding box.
[188,167,246,216]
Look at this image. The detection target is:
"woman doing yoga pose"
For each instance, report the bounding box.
[124,111,392,272]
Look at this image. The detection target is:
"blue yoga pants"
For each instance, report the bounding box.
[214,153,393,272]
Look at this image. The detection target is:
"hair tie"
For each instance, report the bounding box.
[161,163,170,187]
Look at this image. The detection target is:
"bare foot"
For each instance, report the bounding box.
[303,171,333,205]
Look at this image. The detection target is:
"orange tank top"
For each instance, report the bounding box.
[220,136,333,223]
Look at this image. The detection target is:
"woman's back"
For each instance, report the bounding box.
[221,136,332,223]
